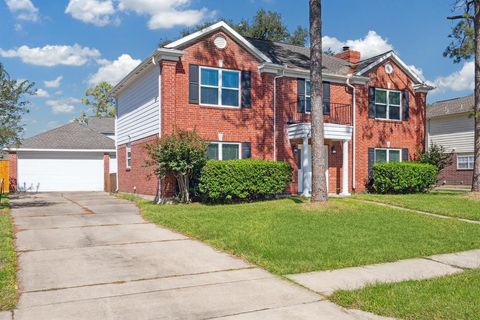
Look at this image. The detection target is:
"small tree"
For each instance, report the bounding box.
[80,81,115,118]
[418,144,453,171]
[146,130,207,203]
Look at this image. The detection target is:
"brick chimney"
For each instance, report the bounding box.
[334,46,361,64]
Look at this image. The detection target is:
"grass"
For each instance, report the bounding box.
[122,195,480,275]
[353,191,480,221]
[330,269,480,320]
[0,194,16,311]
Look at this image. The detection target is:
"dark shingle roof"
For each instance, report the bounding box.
[247,38,352,75]
[427,94,474,119]
[85,117,115,135]
[19,122,115,150]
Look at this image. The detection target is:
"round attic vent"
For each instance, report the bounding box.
[214,35,227,49]
[385,63,394,74]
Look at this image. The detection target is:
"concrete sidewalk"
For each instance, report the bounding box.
[6,192,384,320]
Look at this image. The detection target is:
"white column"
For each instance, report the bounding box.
[301,136,310,197]
[341,139,350,196]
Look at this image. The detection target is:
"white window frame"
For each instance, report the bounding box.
[375,89,402,121]
[305,80,311,113]
[199,66,241,108]
[374,148,402,163]
[457,154,474,170]
[207,142,242,160]
[126,143,132,169]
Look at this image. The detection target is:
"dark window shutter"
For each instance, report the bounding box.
[297,78,305,113]
[242,142,251,159]
[241,70,252,108]
[402,148,409,162]
[402,89,410,121]
[368,87,376,118]
[189,64,199,104]
[323,81,331,115]
[368,148,375,176]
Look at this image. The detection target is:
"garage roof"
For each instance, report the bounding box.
[84,117,115,135]
[17,122,115,151]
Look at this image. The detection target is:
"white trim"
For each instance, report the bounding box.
[207,142,242,160]
[374,88,402,121]
[199,66,241,108]
[374,148,402,163]
[356,51,424,85]
[457,154,474,170]
[166,21,272,63]
[7,148,115,152]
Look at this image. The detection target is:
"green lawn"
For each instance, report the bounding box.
[353,191,480,221]
[123,195,480,275]
[0,194,16,311]
[331,269,480,320]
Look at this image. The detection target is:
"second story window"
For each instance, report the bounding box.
[305,81,311,113]
[200,67,240,107]
[375,89,401,120]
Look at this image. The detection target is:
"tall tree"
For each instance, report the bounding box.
[445,0,480,192]
[309,0,328,202]
[0,63,34,150]
[80,81,115,120]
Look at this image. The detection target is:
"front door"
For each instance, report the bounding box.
[298,145,328,194]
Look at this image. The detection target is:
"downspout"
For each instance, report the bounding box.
[346,75,356,190]
[273,68,285,161]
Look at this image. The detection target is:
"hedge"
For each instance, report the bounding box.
[371,162,438,194]
[199,160,293,203]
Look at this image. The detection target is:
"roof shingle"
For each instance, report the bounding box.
[427,94,474,118]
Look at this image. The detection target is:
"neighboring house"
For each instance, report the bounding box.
[111,21,433,197]
[7,117,116,192]
[427,94,474,186]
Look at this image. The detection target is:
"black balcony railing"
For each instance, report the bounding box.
[286,102,352,126]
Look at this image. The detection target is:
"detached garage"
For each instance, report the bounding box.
[8,120,116,192]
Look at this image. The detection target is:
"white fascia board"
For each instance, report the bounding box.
[356,51,424,85]
[165,21,272,63]
[414,83,435,93]
[9,148,116,153]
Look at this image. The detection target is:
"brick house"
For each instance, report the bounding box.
[427,94,474,186]
[111,21,433,197]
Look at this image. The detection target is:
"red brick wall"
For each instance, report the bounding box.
[117,135,159,196]
[103,153,110,192]
[8,152,17,192]
[354,59,426,192]
[438,153,473,186]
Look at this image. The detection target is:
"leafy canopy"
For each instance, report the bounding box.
[444,1,475,63]
[77,81,115,123]
[0,63,35,150]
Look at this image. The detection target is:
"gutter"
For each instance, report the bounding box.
[346,75,357,190]
[273,67,286,161]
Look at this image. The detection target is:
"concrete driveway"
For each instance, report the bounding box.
[7,192,378,320]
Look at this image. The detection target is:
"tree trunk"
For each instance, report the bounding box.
[474,0,480,192]
[309,0,328,202]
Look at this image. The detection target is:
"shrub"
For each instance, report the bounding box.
[199,160,293,203]
[371,162,438,194]
[418,144,453,171]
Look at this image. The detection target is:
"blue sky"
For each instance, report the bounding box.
[0,0,473,137]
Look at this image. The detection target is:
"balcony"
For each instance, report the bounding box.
[286,103,352,126]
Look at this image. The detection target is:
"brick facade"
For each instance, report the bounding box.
[8,152,17,192]
[438,153,473,186]
[117,30,428,196]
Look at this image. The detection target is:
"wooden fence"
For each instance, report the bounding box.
[0,160,9,193]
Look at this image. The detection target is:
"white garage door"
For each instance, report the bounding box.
[17,151,104,192]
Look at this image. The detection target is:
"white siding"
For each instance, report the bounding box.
[428,114,474,153]
[117,66,160,145]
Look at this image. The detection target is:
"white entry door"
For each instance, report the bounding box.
[17,151,104,192]
[298,145,328,194]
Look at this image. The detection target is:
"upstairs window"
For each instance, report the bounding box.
[374,148,401,163]
[457,155,474,170]
[207,142,241,160]
[375,89,401,120]
[305,81,311,113]
[126,143,132,169]
[200,67,240,107]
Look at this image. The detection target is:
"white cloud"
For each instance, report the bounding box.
[408,65,425,82]
[46,97,79,114]
[88,54,141,85]
[0,44,101,66]
[430,61,474,94]
[323,31,393,59]
[44,76,63,88]
[118,0,214,29]
[5,0,39,21]
[65,0,118,26]
[34,88,49,98]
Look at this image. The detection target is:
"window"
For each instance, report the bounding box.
[207,142,241,160]
[457,155,474,170]
[375,148,401,163]
[375,89,401,120]
[200,67,240,107]
[305,81,311,113]
[126,143,132,169]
